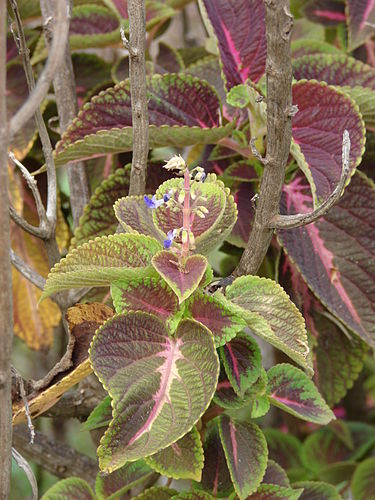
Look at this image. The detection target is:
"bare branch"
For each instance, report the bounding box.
[9,2,70,139]
[8,152,47,227]
[10,249,46,290]
[9,204,47,238]
[234,0,294,277]
[0,1,13,495]
[40,0,90,228]
[13,426,98,487]
[9,0,61,267]
[12,448,38,500]
[125,0,149,195]
[271,130,351,230]
[12,367,35,444]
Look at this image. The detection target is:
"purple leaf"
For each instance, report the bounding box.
[90,313,219,471]
[219,333,262,397]
[111,276,180,328]
[70,5,119,35]
[187,292,246,347]
[201,0,266,89]
[303,0,346,25]
[214,371,253,410]
[293,54,375,89]
[95,460,153,499]
[347,0,375,50]
[228,182,256,247]
[195,423,233,498]
[262,460,291,488]
[267,364,335,425]
[152,251,208,303]
[219,415,268,498]
[292,80,365,200]
[278,172,375,347]
[279,256,368,407]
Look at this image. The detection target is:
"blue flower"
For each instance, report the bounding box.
[144,195,165,209]
[163,229,177,249]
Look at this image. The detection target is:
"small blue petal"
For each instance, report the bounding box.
[163,239,173,249]
[163,193,171,202]
[144,195,156,209]
[201,172,206,182]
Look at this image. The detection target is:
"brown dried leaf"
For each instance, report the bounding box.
[12,303,114,424]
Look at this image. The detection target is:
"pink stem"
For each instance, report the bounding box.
[181,168,191,259]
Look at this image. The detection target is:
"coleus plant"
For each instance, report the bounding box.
[41,156,334,498]
[14,0,375,498]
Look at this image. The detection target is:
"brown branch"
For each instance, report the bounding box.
[271,130,351,230]
[40,0,90,228]
[8,1,69,139]
[122,0,149,195]
[9,0,61,268]
[12,426,98,487]
[0,1,13,496]
[234,0,294,277]
[10,249,46,290]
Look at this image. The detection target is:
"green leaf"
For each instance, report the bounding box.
[301,422,375,474]
[245,484,303,499]
[54,74,235,166]
[145,426,204,480]
[263,429,305,482]
[90,313,219,471]
[71,166,130,248]
[95,460,154,500]
[152,251,207,304]
[42,234,162,299]
[226,84,252,109]
[82,395,112,431]
[41,477,94,500]
[267,364,334,425]
[219,332,262,396]
[133,486,178,499]
[225,276,312,373]
[351,457,375,500]
[114,195,165,242]
[187,292,246,347]
[174,493,215,499]
[219,416,268,499]
[293,481,342,500]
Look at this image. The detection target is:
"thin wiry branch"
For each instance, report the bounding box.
[271,130,351,230]
[11,448,38,500]
[9,204,47,238]
[9,0,61,267]
[8,152,47,228]
[8,1,70,139]
[10,249,46,290]
[40,0,90,228]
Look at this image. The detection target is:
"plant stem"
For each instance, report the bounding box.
[182,168,191,258]
[234,0,294,277]
[0,1,13,496]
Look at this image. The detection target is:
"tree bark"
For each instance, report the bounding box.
[235,0,294,276]
[0,2,13,497]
